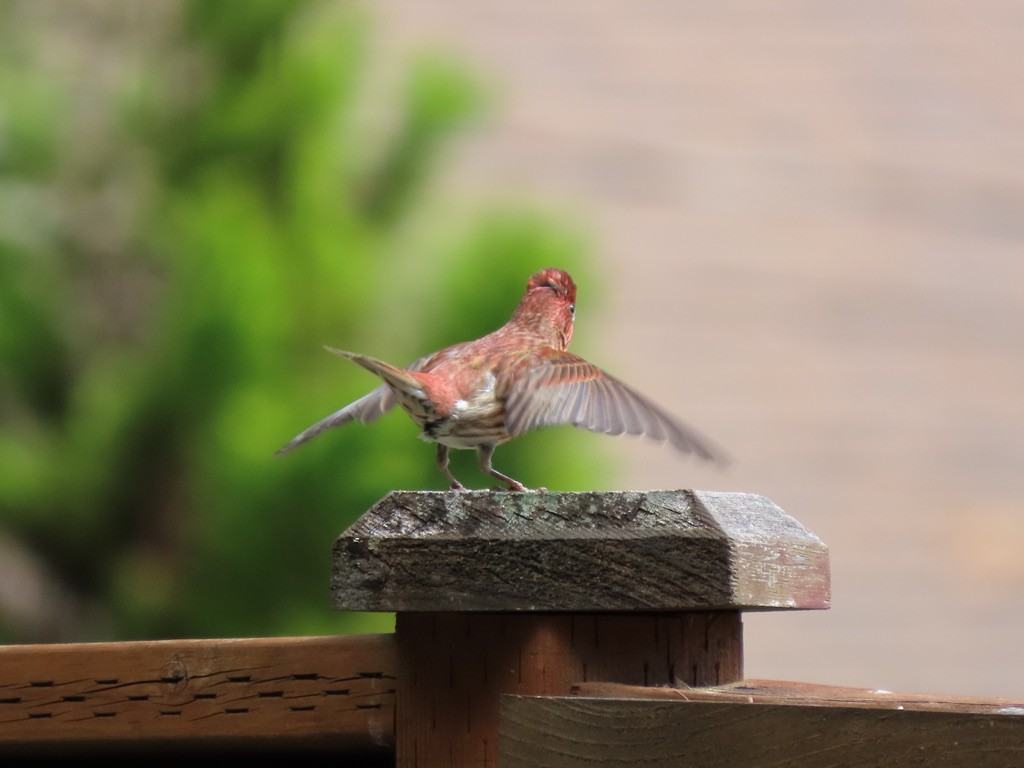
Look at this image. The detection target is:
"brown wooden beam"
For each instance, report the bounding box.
[572,678,1024,715]
[500,694,1024,767]
[0,634,396,753]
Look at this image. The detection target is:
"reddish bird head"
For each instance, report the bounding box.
[526,267,577,303]
[511,268,577,351]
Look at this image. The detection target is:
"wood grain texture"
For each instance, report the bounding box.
[0,635,396,753]
[499,696,1024,768]
[573,678,1024,715]
[396,611,742,767]
[332,490,829,611]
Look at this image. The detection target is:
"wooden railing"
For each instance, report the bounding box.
[2,490,1021,765]
[0,635,395,755]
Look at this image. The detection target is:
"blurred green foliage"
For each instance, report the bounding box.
[0,0,600,643]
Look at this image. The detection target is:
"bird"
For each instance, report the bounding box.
[276,267,724,491]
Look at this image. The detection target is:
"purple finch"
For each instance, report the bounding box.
[277,268,723,491]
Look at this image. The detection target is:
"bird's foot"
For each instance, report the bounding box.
[448,481,468,492]
[492,482,524,492]
[495,481,546,493]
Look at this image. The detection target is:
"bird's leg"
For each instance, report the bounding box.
[436,444,467,491]
[476,444,531,492]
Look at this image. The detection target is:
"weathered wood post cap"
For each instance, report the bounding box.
[332,490,829,612]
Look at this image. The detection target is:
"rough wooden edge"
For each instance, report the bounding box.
[499,693,1024,768]
[332,490,830,611]
[691,491,830,609]
[0,635,396,753]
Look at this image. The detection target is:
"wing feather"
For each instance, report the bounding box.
[505,351,724,462]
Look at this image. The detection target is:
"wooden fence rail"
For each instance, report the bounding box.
[501,691,1024,768]
[3,490,1022,765]
[0,635,395,755]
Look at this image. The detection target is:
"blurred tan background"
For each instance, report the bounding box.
[374,1,1024,698]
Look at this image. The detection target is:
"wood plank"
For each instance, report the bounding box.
[332,490,830,611]
[572,678,1024,715]
[500,695,1024,768]
[0,634,396,752]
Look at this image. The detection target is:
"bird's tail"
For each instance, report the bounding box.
[275,402,363,456]
[275,347,406,456]
[325,347,426,398]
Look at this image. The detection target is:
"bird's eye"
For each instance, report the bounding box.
[568,304,576,316]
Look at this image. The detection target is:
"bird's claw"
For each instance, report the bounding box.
[492,482,547,493]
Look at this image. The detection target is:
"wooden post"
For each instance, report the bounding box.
[332,490,829,767]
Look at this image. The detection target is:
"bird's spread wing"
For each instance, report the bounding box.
[504,351,724,462]
[275,347,445,456]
